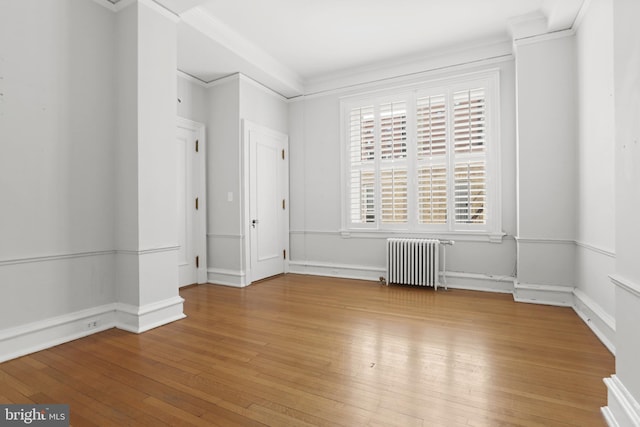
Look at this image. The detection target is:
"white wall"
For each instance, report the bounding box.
[573,0,616,351]
[114,1,141,306]
[177,74,207,124]
[288,59,518,285]
[514,34,578,301]
[136,1,179,306]
[0,0,116,328]
[204,74,289,286]
[205,77,242,280]
[240,77,289,135]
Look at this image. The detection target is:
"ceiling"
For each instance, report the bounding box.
[152,0,586,97]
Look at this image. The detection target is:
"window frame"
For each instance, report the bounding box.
[340,70,502,241]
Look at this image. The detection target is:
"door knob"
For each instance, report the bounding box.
[251,219,259,228]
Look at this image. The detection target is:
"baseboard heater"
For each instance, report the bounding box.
[385,238,453,290]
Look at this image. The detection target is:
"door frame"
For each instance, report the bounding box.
[177,117,208,285]
[241,119,289,285]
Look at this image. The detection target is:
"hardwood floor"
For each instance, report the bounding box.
[0,274,614,426]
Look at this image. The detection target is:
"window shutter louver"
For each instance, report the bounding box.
[454,161,487,224]
[418,165,447,224]
[380,102,408,160]
[453,88,486,154]
[416,94,448,225]
[380,168,408,224]
[417,95,447,158]
[349,106,375,224]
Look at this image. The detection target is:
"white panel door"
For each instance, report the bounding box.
[249,127,288,282]
[177,125,197,287]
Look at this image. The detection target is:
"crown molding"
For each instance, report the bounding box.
[139,0,179,22]
[571,0,593,32]
[177,70,209,88]
[180,7,304,96]
[292,54,512,102]
[513,28,575,48]
[90,0,178,22]
[238,74,288,103]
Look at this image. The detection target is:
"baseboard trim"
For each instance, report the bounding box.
[444,271,514,293]
[116,296,186,333]
[603,375,640,427]
[0,304,117,363]
[513,282,574,306]
[207,268,248,287]
[572,288,616,354]
[288,261,516,293]
[288,260,385,282]
[0,298,185,363]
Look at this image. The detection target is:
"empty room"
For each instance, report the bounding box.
[0,0,638,425]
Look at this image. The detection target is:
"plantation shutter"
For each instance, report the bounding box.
[416,94,447,224]
[453,88,487,225]
[343,73,496,232]
[380,101,408,224]
[349,106,375,224]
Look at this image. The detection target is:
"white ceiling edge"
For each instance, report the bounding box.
[180,7,304,97]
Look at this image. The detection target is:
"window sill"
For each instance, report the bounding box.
[339,229,506,243]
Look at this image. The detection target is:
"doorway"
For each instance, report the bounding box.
[176,118,207,287]
[243,120,289,283]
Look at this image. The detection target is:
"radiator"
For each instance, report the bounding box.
[386,238,441,289]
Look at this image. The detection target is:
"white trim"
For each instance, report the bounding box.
[0,298,185,363]
[289,261,385,282]
[111,0,135,12]
[572,288,616,355]
[513,29,576,48]
[513,282,574,306]
[176,117,208,284]
[139,0,179,23]
[239,74,288,103]
[610,274,640,298]
[301,42,513,99]
[177,70,208,88]
[288,262,515,293]
[0,304,117,363]
[570,0,593,32]
[445,271,514,294]
[116,245,179,256]
[576,241,616,258]
[91,0,134,12]
[603,375,640,427]
[206,268,248,288]
[115,296,186,333]
[0,250,115,267]
[205,73,241,89]
[180,7,303,95]
[332,229,506,243]
[515,237,575,245]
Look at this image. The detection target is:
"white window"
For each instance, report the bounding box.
[341,71,501,238]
